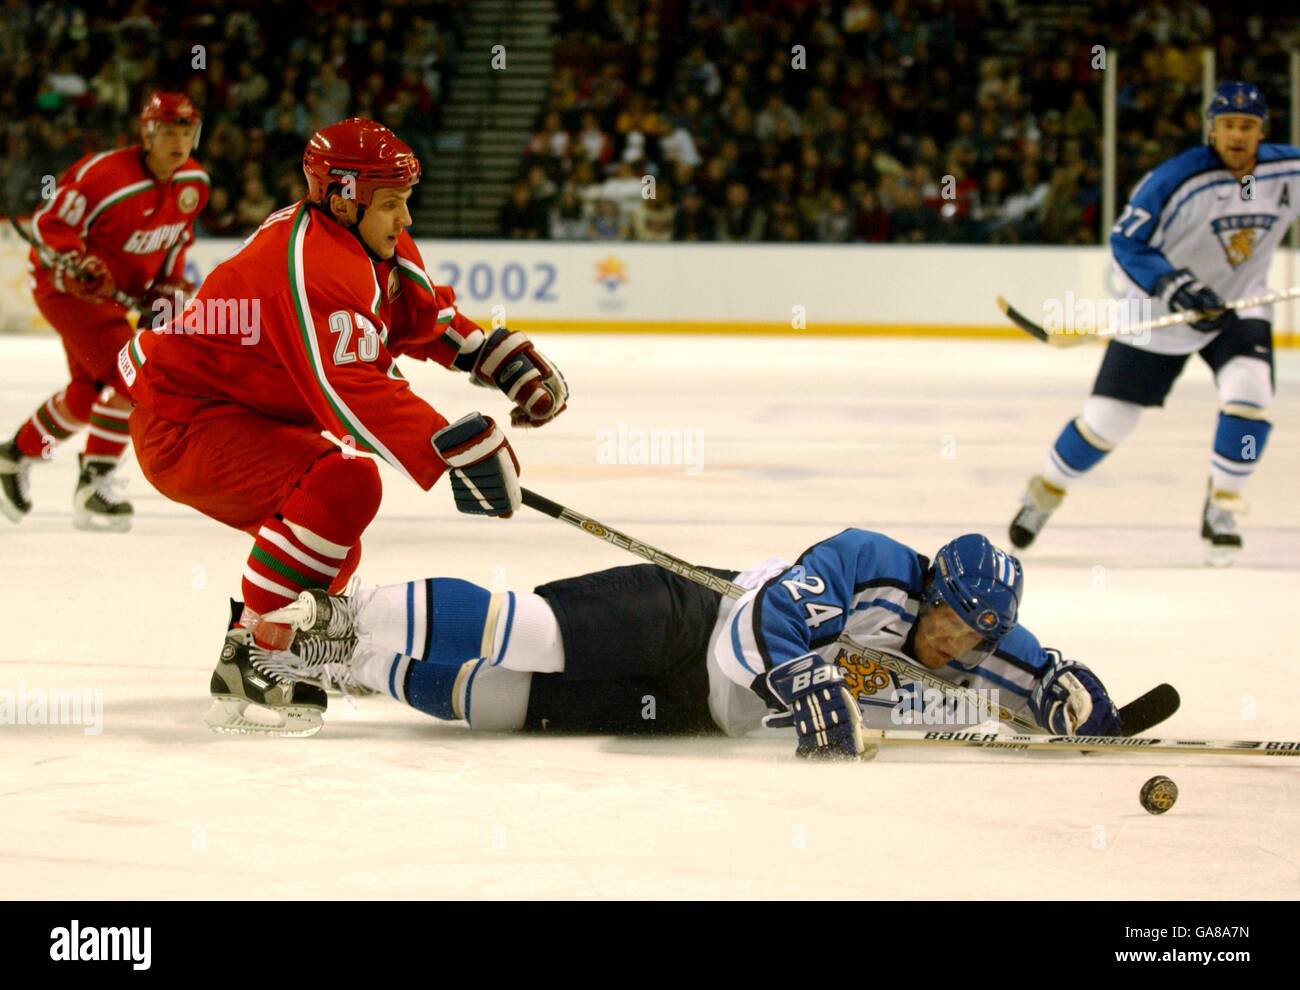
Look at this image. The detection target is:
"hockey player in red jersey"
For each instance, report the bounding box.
[120,117,568,736]
[0,92,208,532]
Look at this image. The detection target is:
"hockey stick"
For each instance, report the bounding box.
[870,728,1300,759]
[996,286,1300,348]
[519,487,1174,734]
[5,210,143,310]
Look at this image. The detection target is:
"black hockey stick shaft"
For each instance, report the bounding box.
[6,210,143,310]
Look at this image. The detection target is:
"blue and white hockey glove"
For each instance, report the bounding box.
[765,653,868,759]
[433,412,521,518]
[1030,660,1122,735]
[1155,268,1228,332]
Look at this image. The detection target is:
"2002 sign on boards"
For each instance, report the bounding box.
[433,262,558,303]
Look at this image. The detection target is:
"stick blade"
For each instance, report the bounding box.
[1119,683,1180,736]
[995,294,1051,343]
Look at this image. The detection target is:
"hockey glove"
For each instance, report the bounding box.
[432,412,521,518]
[1030,659,1122,735]
[58,253,116,304]
[765,653,868,759]
[143,278,196,329]
[1155,268,1227,332]
[456,328,568,428]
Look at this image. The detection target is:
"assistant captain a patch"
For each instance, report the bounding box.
[1211,214,1278,268]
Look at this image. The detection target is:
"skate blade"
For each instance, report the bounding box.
[204,697,324,737]
[1203,544,1238,568]
[73,511,132,534]
[0,500,26,524]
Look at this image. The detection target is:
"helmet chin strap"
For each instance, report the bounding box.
[318,197,386,262]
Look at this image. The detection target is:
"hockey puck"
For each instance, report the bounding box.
[1140,775,1178,815]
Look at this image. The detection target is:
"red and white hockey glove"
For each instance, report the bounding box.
[458,328,568,428]
[57,254,116,304]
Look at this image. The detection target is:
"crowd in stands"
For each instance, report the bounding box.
[507,0,1300,244]
[0,0,464,236]
[3,1,1299,246]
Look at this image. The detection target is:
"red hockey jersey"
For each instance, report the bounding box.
[29,146,210,298]
[122,200,486,490]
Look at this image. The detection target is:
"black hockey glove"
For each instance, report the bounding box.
[1155,268,1228,332]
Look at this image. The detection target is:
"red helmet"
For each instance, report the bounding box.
[302,117,421,208]
[140,91,202,148]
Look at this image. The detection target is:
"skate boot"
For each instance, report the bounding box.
[1009,475,1065,549]
[0,439,33,523]
[265,589,375,696]
[291,635,376,697]
[1202,483,1245,568]
[266,587,360,639]
[205,601,329,736]
[73,455,133,533]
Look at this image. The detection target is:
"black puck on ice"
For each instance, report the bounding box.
[1140,775,1178,815]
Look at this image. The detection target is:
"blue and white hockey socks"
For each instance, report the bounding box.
[1042,396,1141,490]
[351,578,565,673]
[352,644,533,730]
[340,577,566,730]
[1211,406,1271,494]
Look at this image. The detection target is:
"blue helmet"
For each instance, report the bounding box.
[1206,81,1268,124]
[925,534,1023,651]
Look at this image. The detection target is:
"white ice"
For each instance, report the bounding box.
[2,333,1298,899]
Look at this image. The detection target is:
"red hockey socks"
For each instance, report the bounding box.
[84,388,133,461]
[240,452,382,647]
[14,381,97,458]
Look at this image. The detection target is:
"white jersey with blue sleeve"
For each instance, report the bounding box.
[1110,142,1300,355]
[706,529,1061,736]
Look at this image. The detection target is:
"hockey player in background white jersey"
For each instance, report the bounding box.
[259,529,1123,759]
[1010,81,1299,565]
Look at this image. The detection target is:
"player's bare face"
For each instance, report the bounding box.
[914,602,983,669]
[1211,115,1263,178]
[144,122,197,181]
[357,188,413,259]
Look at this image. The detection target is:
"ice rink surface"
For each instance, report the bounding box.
[2,331,1298,900]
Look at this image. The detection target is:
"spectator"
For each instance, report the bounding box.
[235,175,275,229]
[500,182,547,239]
[630,186,675,240]
[716,182,765,242]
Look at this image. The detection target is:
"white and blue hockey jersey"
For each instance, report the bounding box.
[706,529,1061,737]
[1111,142,1300,355]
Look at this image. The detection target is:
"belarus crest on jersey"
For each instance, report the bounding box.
[1211,214,1278,268]
[177,186,200,213]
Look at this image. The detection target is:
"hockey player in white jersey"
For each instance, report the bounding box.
[262,529,1123,758]
[1010,82,1298,565]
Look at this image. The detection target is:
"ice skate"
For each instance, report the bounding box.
[1202,483,1245,568]
[265,587,359,640]
[0,439,33,523]
[73,455,133,533]
[265,590,375,696]
[1009,475,1064,549]
[205,602,329,736]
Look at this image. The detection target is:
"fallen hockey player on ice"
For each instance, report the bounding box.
[255,528,1125,758]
